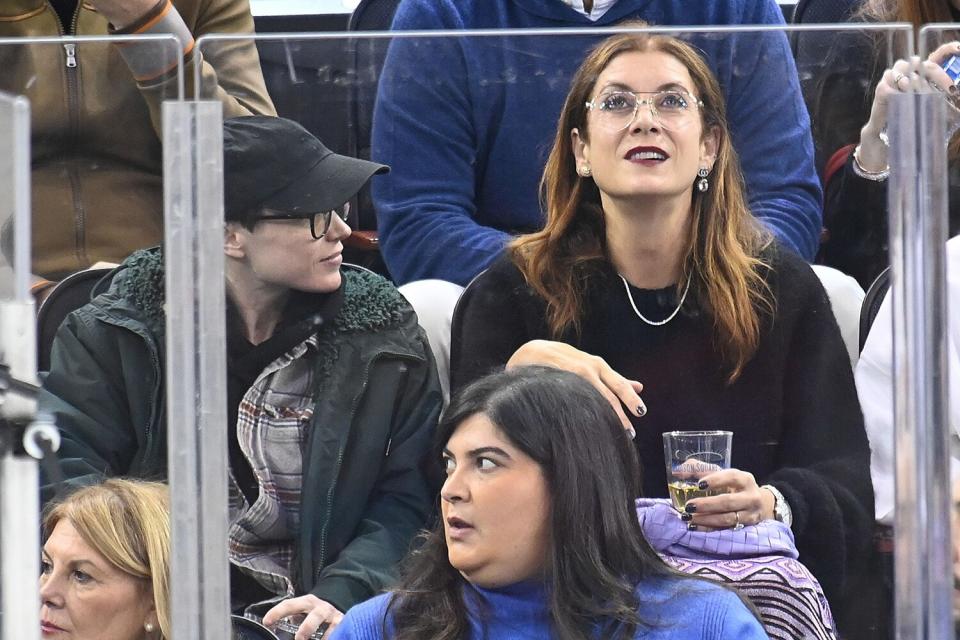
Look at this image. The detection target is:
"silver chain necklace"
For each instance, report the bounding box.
[618,272,692,326]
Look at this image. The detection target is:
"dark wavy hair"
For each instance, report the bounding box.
[384,365,678,640]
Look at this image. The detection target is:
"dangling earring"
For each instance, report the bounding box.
[579,164,592,177]
[697,167,710,192]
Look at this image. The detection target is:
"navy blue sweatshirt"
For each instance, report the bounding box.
[372,0,822,285]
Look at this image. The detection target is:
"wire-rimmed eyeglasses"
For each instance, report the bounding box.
[585,89,703,132]
[256,202,351,240]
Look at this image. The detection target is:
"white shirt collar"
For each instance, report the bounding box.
[561,0,619,21]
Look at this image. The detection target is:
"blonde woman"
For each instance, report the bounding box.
[450,30,873,610]
[40,480,169,640]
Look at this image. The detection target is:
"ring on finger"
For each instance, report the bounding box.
[893,72,907,88]
[733,510,745,531]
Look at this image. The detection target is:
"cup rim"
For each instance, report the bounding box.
[661,430,733,438]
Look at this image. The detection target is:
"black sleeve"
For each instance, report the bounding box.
[767,256,875,604]
[821,157,890,289]
[449,259,540,396]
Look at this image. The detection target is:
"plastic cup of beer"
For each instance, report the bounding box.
[662,430,733,511]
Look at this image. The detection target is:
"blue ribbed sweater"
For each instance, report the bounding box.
[330,577,768,639]
[371,0,822,285]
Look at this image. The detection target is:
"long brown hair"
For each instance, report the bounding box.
[857,0,955,24]
[510,31,773,382]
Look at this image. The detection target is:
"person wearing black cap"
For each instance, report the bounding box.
[39,116,443,639]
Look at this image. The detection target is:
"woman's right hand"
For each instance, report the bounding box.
[506,339,645,436]
[858,43,960,173]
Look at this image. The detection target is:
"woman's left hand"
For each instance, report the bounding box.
[682,468,776,532]
[262,595,343,640]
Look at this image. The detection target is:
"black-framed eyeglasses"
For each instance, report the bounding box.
[256,202,351,240]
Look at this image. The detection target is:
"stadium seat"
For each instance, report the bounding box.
[36,267,114,372]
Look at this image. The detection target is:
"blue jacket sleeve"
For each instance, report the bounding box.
[722,0,823,260]
[371,1,509,286]
[328,594,392,640]
[710,589,770,639]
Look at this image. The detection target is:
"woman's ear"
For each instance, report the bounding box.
[571,128,590,171]
[223,223,246,259]
[700,124,720,171]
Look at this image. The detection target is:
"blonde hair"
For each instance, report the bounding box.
[44,480,171,640]
[510,30,773,382]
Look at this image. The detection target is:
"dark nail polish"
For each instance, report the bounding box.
[950,84,959,96]
[697,480,709,490]
[686,523,698,531]
[684,503,697,514]
[680,512,693,521]
[637,404,646,417]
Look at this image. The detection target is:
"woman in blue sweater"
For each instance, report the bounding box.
[331,366,767,640]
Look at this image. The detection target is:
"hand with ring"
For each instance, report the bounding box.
[857,42,960,174]
[262,595,343,640]
[679,468,775,532]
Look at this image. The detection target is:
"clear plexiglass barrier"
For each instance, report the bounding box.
[187,25,929,640]
[0,89,40,640]
[14,22,958,640]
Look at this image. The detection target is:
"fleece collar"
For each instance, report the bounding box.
[111,248,407,337]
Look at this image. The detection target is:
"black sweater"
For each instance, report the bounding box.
[450,246,874,607]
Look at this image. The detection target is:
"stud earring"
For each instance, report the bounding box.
[579,164,592,177]
[697,167,710,192]
[145,622,156,634]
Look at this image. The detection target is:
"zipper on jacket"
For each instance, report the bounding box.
[314,354,413,578]
[63,5,88,266]
[318,356,375,573]
[138,342,162,471]
[49,2,88,267]
[63,43,77,68]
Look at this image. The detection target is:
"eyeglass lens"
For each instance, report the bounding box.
[592,90,696,132]
[310,202,351,239]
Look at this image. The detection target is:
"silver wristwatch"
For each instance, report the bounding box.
[762,484,793,528]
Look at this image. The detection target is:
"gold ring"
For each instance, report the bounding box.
[894,72,906,87]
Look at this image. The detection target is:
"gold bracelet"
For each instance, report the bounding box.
[852,145,890,182]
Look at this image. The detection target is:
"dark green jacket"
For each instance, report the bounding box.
[40,248,443,612]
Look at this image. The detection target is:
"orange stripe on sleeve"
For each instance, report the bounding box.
[132,0,173,34]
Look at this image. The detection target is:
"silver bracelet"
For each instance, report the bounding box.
[852,145,890,182]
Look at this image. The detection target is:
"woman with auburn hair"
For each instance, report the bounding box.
[332,366,767,640]
[450,30,873,610]
[40,479,170,640]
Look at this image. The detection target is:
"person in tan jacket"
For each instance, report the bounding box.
[0,0,276,279]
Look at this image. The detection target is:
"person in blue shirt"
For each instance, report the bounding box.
[330,366,768,640]
[372,0,822,287]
